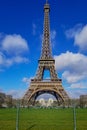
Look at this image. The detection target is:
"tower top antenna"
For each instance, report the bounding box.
[46,0,48,4]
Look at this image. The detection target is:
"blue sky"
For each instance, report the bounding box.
[0,0,87,99]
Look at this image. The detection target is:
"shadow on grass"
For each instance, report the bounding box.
[26,124,36,130]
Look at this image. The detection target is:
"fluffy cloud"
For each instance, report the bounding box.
[0,34,29,70]
[51,30,56,40]
[68,89,87,98]
[22,77,31,85]
[6,56,28,66]
[66,24,87,51]
[1,34,29,55]
[54,51,87,83]
[6,77,34,98]
[0,52,4,65]
[50,30,57,48]
[6,89,26,99]
[75,25,87,49]
[0,53,28,67]
[22,76,35,85]
[65,82,87,98]
[62,71,85,83]
[65,24,82,38]
[70,82,86,89]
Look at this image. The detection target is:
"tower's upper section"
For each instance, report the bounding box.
[44,1,50,12]
[40,1,53,60]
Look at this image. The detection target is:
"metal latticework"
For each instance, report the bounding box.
[41,3,52,60]
[34,2,58,81]
[23,1,69,106]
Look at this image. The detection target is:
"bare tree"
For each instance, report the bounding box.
[5,95,13,108]
[0,93,6,107]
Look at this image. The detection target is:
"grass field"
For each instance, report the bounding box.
[0,108,87,130]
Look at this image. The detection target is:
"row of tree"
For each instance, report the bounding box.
[0,92,87,108]
[0,92,17,108]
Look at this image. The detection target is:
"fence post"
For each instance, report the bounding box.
[73,104,76,130]
[16,99,20,130]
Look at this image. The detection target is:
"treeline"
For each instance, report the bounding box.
[0,92,17,108]
[0,92,87,108]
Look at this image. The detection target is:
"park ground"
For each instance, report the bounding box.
[0,108,87,130]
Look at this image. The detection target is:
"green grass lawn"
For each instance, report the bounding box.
[0,108,87,130]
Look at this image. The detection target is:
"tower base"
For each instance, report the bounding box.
[23,79,69,106]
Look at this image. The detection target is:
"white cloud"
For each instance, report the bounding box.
[70,82,86,89]
[50,30,57,48]
[51,30,56,40]
[5,56,28,66]
[62,71,85,83]
[54,51,87,83]
[1,34,29,55]
[65,24,82,38]
[6,89,26,99]
[0,52,4,65]
[22,76,34,85]
[0,53,28,67]
[75,25,87,50]
[68,89,87,98]
[0,34,29,69]
[65,24,87,51]
[22,77,31,85]
[11,56,28,63]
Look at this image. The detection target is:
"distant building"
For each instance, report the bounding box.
[80,95,87,107]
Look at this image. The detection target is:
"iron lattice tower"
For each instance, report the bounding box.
[34,1,58,81]
[23,1,69,106]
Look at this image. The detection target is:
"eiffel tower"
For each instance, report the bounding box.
[23,0,69,106]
